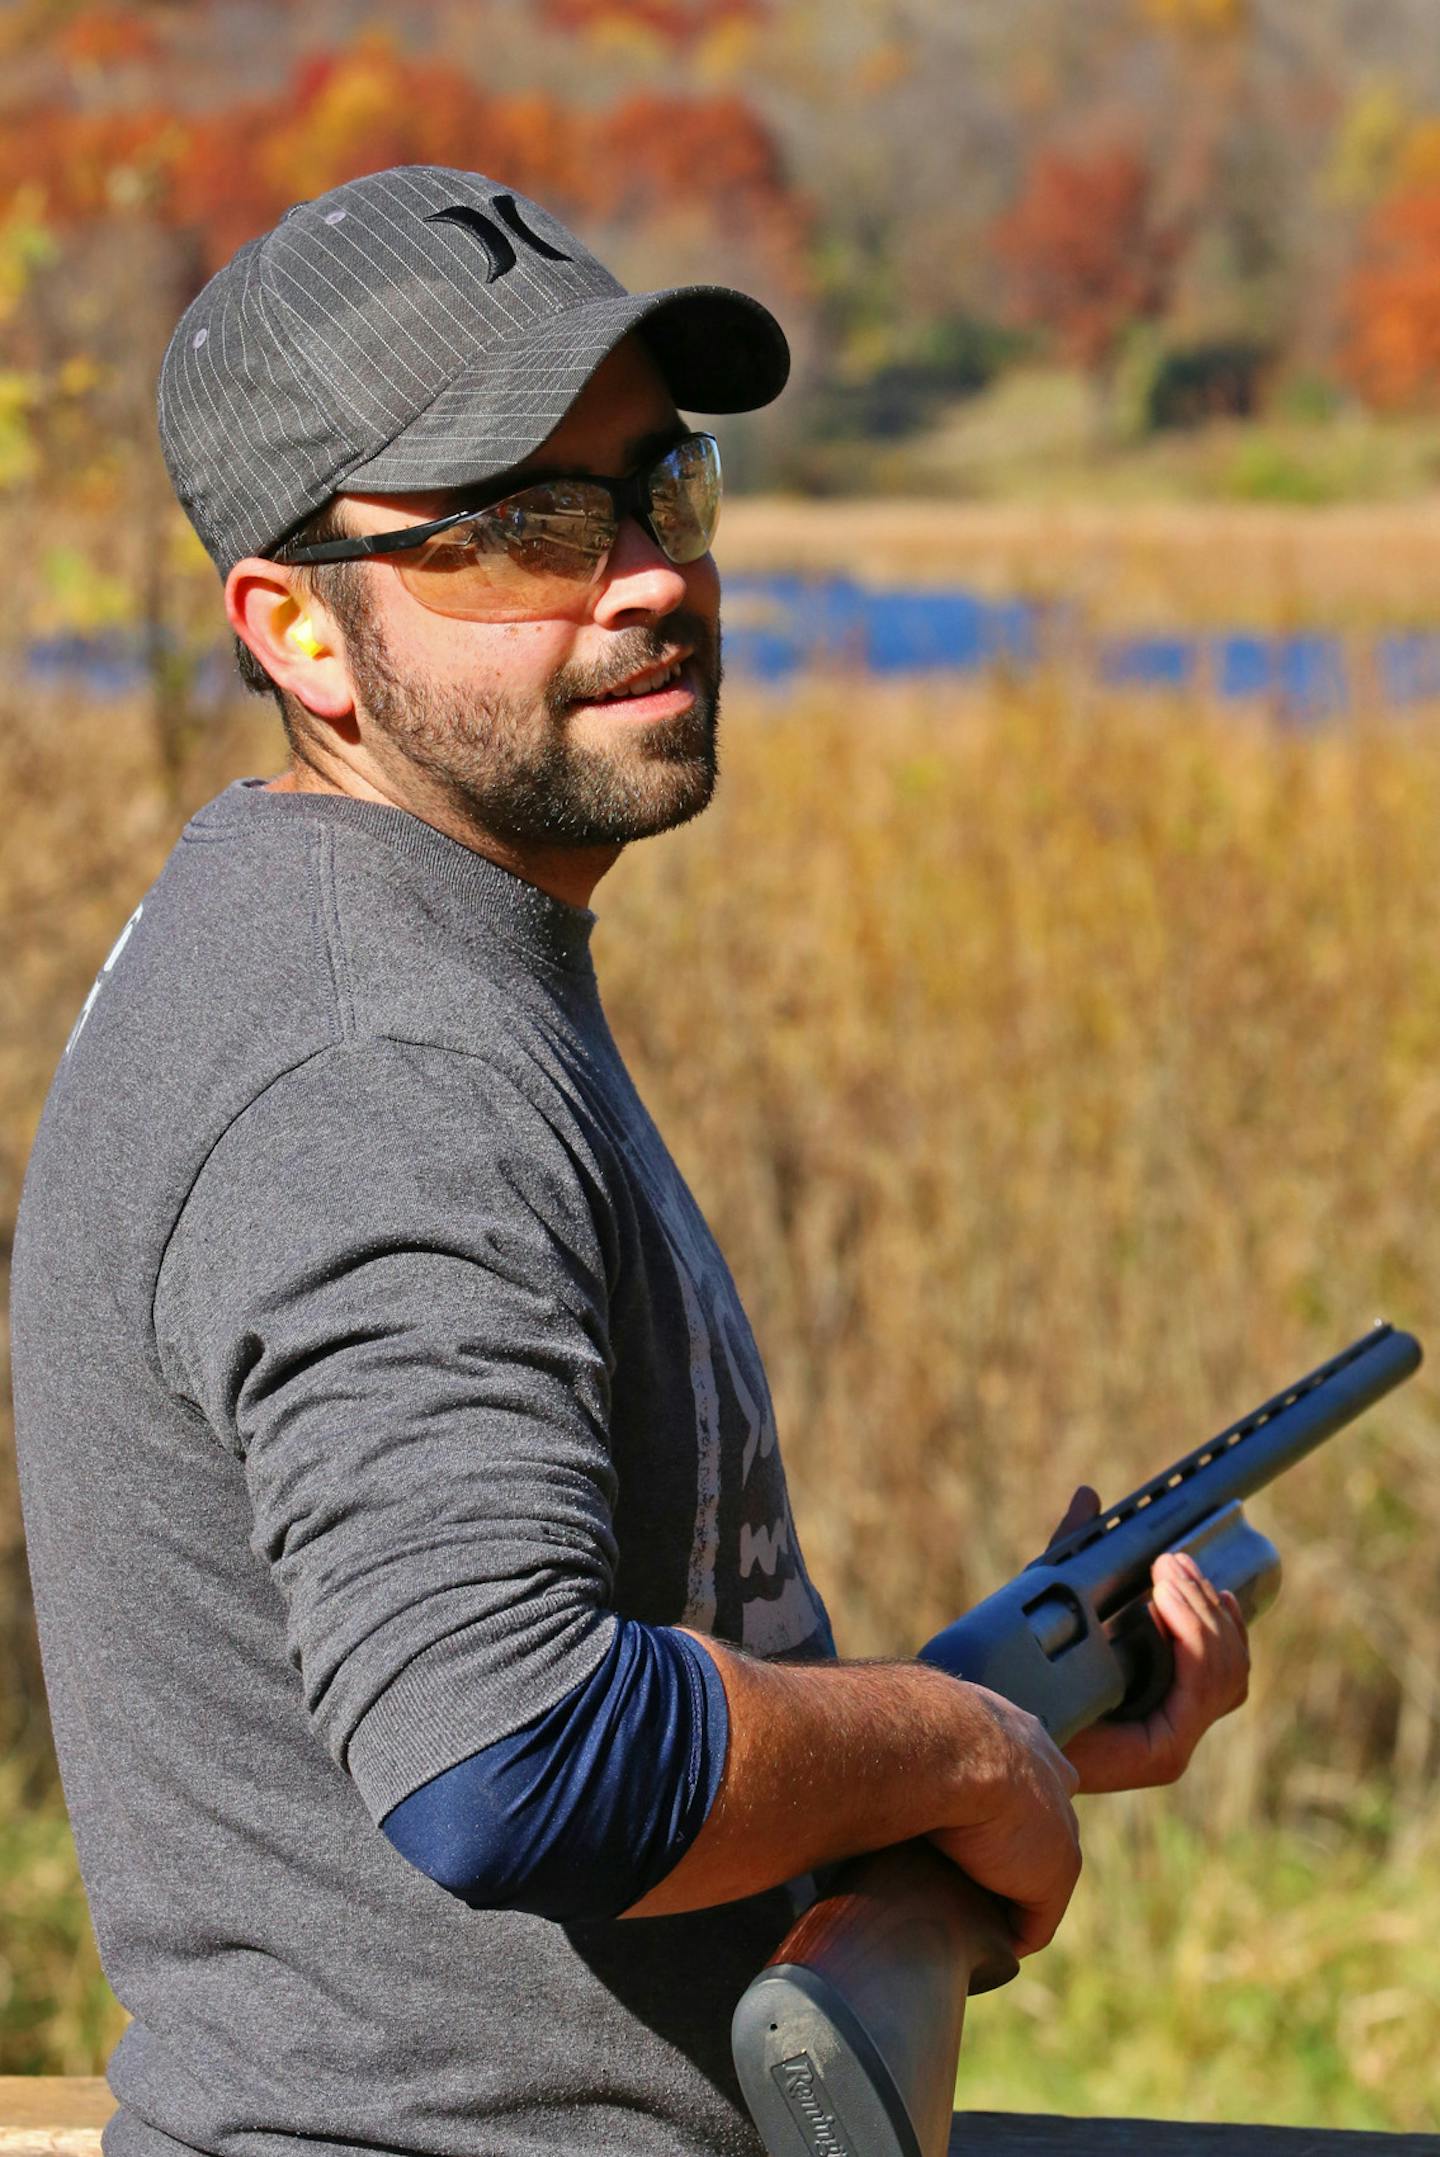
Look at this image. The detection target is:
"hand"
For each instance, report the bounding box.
[927,1683,1082,1958]
[1046,1486,1252,1795]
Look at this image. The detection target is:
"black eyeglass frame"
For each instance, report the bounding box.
[275,430,722,567]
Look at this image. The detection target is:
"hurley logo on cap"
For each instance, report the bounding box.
[425,195,575,283]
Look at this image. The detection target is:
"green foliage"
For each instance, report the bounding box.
[34,545,134,634]
[1325,80,1413,206]
[1219,436,1345,504]
[959,1800,1440,2131]
[0,1763,125,2074]
[0,371,43,489]
[803,316,1031,451]
[819,364,1440,507]
[1145,341,1269,432]
[1275,374,1345,427]
[0,186,57,322]
[0,189,57,489]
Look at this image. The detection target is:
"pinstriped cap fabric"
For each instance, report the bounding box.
[156,164,790,577]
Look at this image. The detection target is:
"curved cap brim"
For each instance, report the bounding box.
[339,283,789,499]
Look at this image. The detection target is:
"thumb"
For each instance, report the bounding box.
[1047,1484,1101,1548]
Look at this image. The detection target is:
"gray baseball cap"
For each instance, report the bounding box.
[157,164,790,577]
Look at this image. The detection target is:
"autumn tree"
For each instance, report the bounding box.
[991,145,1187,391]
[1341,186,1440,410]
[0,34,806,284]
[538,0,765,47]
[1137,0,1248,36]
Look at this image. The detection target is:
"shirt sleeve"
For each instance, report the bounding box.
[151,1035,725,1912]
[381,1620,728,1919]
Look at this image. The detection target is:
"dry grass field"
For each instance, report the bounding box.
[3,498,1439,2126]
[716,496,1440,632]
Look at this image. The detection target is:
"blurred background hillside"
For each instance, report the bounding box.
[16,0,1440,511]
[3,0,1440,2134]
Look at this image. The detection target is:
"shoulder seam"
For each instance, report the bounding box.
[311,822,356,1039]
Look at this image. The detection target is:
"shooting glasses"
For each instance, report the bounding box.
[278,430,722,623]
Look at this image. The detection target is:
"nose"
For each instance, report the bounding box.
[590,515,691,625]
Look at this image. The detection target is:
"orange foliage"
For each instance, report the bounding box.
[1138,0,1248,35]
[0,38,806,291]
[539,0,766,47]
[0,103,187,220]
[1342,187,1440,411]
[992,145,1186,375]
[1397,120,1440,194]
[56,3,163,68]
[589,91,804,238]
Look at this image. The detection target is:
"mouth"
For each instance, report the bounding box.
[571,651,696,721]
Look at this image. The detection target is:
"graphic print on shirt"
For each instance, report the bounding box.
[65,902,144,1056]
[617,1115,830,1661]
[711,1291,828,1657]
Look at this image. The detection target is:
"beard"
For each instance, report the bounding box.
[340,601,722,850]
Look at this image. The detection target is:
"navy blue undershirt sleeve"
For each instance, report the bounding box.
[379,1621,729,1922]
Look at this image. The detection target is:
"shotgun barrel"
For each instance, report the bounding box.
[918,1322,1420,1741]
[732,1323,1422,2157]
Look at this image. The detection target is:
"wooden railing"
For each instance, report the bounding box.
[0,2079,113,2157]
[2,2078,1435,2157]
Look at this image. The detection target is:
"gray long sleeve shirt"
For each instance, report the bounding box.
[11,778,834,2157]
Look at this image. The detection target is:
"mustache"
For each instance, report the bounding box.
[548,611,719,712]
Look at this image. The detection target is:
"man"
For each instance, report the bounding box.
[12,166,1248,2157]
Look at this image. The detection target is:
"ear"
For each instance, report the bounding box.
[225,559,356,723]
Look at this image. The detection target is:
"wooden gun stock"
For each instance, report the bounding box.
[731,1842,1018,2157]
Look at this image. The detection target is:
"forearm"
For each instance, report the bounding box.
[623,1634,1008,1919]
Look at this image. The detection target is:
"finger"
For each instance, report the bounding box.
[1152,1558,1215,1647]
[1153,1554,1228,1653]
[1011,1904,1064,1958]
[1168,1551,1231,1620]
[1168,1558,1250,1671]
[1153,1560,1250,1715]
[1152,1572,1228,1703]
[1047,1484,1101,1548]
[1008,1848,1082,1958]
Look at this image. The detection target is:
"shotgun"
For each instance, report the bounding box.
[731,1322,1422,2157]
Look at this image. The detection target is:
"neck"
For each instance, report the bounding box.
[264,757,621,909]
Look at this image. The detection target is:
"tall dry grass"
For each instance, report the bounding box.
[599,678,1440,1811]
[3,552,1439,2118]
[716,497,1440,631]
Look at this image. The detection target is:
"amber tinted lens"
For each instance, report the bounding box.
[391,438,721,621]
[394,480,616,621]
[646,434,721,563]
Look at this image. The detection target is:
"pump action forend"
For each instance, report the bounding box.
[732,1322,1422,2157]
[919,1320,1421,1742]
